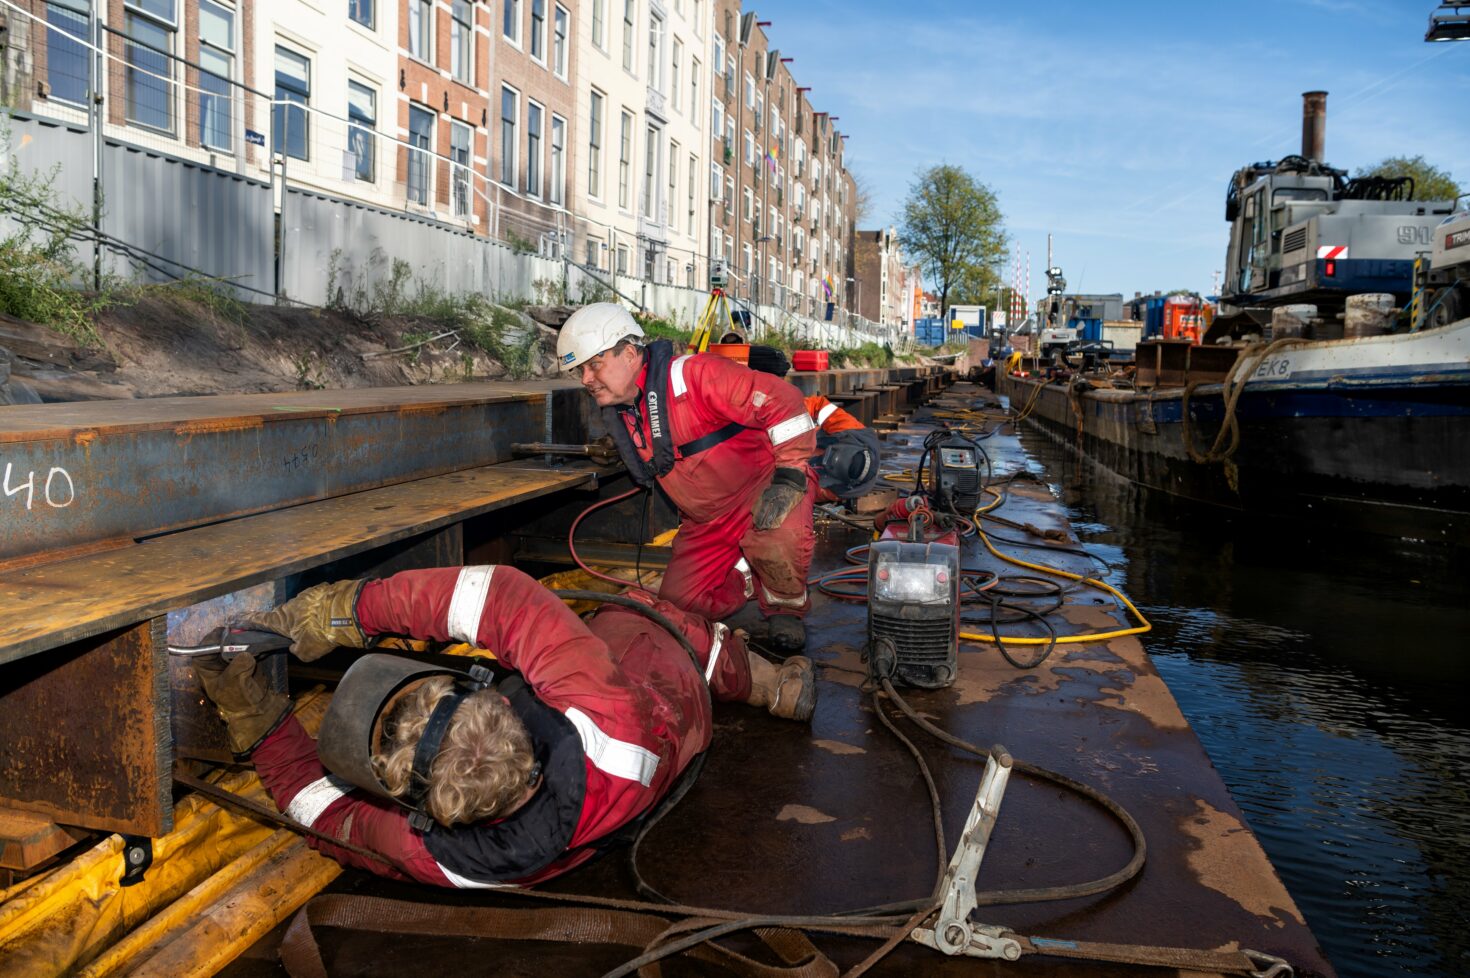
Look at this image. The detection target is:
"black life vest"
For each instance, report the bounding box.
[602,339,744,489]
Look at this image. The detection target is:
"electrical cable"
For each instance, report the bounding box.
[566,486,656,592]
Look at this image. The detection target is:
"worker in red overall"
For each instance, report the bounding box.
[557,303,818,652]
[194,566,816,888]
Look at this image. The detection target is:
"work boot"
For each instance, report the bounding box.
[766,614,806,654]
[769,656,817,722]
[745,651,817,723]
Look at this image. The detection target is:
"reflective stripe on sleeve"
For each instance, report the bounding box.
[767,413,816,446]
[705,622,728,683]
[562,707,660,786]
[436,863,519,889]
[446,566,495,645]
[815,402,839,426]
[285,775,355,828]
[670,355,693,397]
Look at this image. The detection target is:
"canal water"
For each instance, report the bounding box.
[1012,426,1470,978]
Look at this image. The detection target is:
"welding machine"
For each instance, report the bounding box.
[927,431,985,515]
[867,497,962,689]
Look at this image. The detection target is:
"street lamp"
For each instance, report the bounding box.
[846,276,861,320]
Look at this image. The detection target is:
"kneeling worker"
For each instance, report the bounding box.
[196,566,815,887]
[559,303,818,652]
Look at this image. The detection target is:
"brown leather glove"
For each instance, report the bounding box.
[194,652,292,757]
[752,467,807,530]
[247,580,370,661]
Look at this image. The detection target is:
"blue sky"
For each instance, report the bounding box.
[772,0,1470,302]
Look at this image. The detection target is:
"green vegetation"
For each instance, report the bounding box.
[0,144,105,345]
[898,164,1007,315]
[633,310,694,346]
[1356,155,1461,200]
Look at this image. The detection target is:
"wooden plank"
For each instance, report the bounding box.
[0,807,91,871]
[0,464,592,665]
[0,619,171,835]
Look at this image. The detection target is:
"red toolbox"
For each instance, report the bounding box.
[792,350,829,371]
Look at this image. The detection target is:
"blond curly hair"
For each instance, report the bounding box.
[372,677,536,827]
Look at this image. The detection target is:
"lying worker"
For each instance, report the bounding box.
[196,566,815,887]
[558,303,817,652]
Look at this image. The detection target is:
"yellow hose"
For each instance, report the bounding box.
[960,488,1152,647]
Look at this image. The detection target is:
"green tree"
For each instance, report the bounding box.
[898,164,1006,317]
[1355,155,1461,200]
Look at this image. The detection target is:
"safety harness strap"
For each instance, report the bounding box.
[679,420,744,457]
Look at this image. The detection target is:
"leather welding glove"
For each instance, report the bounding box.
[752,467,808,530]
[194,652,292,757]
[248,579,370,661]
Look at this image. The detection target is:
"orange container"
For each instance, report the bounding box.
[706,343,751,364]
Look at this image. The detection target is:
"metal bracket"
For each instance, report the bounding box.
[119,834,153,887]
[910,745,1020,961]
[511,441,621,464]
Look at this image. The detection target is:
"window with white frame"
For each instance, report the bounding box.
[126,0,177,133]
[712,100,723,142]
[549,114,566,205]
[643,125,659,219]
[647,15,662,90]
[724,176,733,215]
[710,162,721,201]
[712,34,724,84]
[667,139,678,225]
[500,86,518,186]
[725,116,734,150]
[621,0,635,72]
[44,0,90,106]
[407,103,433,204]
[451,120,472,218]
[347,79,376,182]
[409,0,432,60]
[744,71,754,109]
[741,242,751,274]
[529,0,545,61]
[588,89,604,199]
[526,101,543,197]
[272,45,309,158]
[198,0,233,152]
[503,0,520,43]
[687,153,697,235]
[591,0,605,49]
[618,109,633,208]
[349,0,372,29]
[742,186,752,221]
[671,38,682,112]
[743,129,753,166]
[617,245,629,275]
[691,58,700,127]
[451,0,473,83]
[553,5,568,77]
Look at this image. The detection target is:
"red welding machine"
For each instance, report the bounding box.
[867,495,962,688]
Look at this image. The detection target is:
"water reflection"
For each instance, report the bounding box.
[1016,427,1470,978]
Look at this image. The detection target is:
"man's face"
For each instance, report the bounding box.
[575,344,643,407]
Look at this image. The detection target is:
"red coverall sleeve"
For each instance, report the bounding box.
[251,716,451,885]
[804,394,865,434]
[690,354,816,469]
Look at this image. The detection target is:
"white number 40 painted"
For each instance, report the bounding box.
[3,462,76,510]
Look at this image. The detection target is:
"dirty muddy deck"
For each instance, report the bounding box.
[218,382,1334,978]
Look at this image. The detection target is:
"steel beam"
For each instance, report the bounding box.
[0,383,587,566]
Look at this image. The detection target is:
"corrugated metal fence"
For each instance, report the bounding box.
[1,112,274,300]
[5,111,899,349]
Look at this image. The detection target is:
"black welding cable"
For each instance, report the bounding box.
[878,677,1147,907]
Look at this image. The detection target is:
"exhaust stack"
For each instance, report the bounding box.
[1301,91,1327,162]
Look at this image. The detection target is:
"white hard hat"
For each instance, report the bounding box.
[556,303,644,371]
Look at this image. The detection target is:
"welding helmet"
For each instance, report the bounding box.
[557,303,644,372]
[316,653,500,832]
[814,427,882,499]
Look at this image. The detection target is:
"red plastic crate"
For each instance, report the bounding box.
[792,350,828,371]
